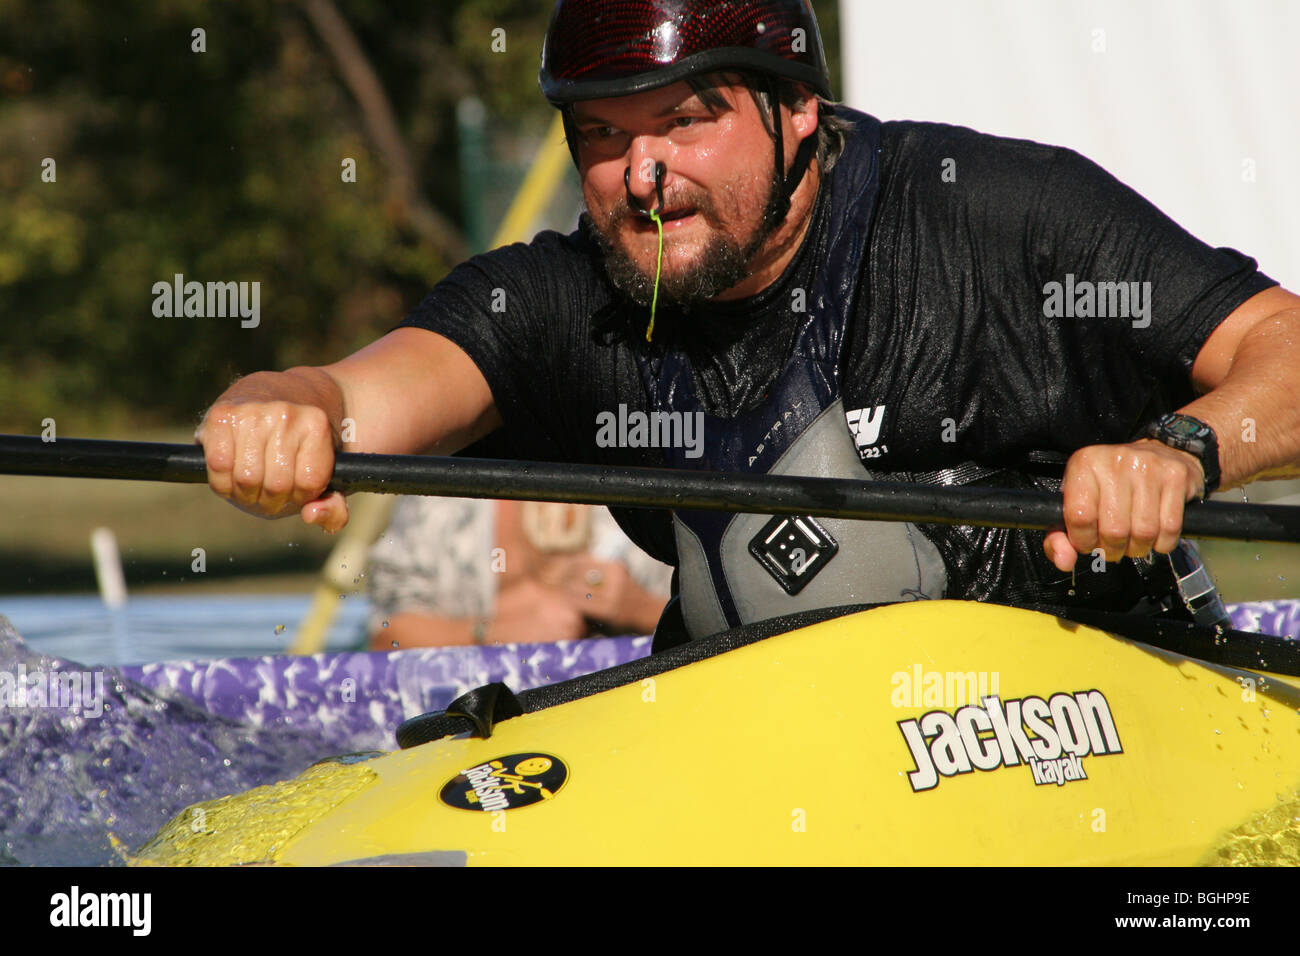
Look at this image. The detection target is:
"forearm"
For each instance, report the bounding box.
[320,327,502,456]
[370,611,482,650]
[1178,310,1300,489]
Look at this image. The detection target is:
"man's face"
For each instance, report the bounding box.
[571,79,786,308]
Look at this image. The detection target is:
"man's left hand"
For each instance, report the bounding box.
[1043,439,1206,572]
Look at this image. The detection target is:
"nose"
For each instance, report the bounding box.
[624,151,667,219]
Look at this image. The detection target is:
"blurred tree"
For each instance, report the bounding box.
[0,0,841,433]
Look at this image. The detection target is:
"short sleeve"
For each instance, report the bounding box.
[857,122,1279,463]
[589,507,674,597]
[1028,146,1276,383]
[365,497,496,631]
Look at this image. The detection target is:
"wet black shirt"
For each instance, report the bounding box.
[401,115,1275,603]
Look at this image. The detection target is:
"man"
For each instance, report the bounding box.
[199,0,1300,642]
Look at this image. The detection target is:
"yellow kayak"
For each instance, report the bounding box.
[134,600,1300,866]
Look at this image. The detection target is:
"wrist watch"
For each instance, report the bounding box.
[1143,413,1221,497]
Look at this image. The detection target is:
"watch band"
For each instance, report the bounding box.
[1143,413,1221,497]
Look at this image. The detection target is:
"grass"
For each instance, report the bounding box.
[1198,479,1300,603]
[1194,541,1300,603]
[0,429,335,594]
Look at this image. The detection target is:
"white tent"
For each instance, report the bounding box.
[841,0,1296,287]
[840,0,1299,505]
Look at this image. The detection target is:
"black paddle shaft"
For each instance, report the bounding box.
[1,434,1298,543]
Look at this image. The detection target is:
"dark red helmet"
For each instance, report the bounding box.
[539,0,832,106]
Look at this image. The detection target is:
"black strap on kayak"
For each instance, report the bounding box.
[394,602,881,749]
[446,682,523,737]
[391,682,523,746]
[649,595,691,654]
[1025,602,1300,678]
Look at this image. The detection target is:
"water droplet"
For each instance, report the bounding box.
[222,758,231,766]
[586,592,592,599]
[1255,554,1262,561]
[390,640,399,649]
[382,620,389,628]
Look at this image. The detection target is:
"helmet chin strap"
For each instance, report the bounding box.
[768,75,818,224]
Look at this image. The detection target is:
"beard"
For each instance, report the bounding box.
[585,168,786,309]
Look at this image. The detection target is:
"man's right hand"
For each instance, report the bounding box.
[195,328,504,534]
[196,368,351,533]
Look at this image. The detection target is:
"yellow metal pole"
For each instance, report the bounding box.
[492,115,572,249]
[287,492,395,655]
[288,114,573,655]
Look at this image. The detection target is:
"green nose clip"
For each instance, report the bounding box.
[625,162,668,343]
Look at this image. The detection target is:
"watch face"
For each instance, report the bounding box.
[1162,416,1208,441]
[1152,415,1218,494]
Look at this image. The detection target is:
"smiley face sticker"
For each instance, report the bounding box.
[439,753,569,812]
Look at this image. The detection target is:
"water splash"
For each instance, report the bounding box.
[0,616,340,866]
[0,614,649,866]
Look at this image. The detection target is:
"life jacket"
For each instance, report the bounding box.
[633,107,948,639]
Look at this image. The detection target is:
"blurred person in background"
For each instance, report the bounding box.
[367,497,671,649]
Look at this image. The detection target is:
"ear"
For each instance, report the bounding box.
[789,86,820,142]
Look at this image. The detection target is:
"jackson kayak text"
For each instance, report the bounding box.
[898,690,1123,792]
